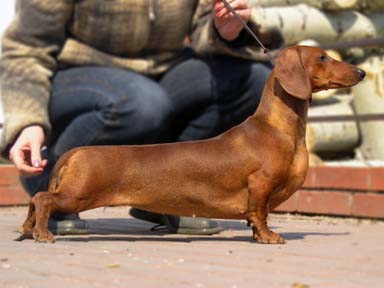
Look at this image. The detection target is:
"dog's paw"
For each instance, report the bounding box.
[18,226,31,234]
[14,231,33,242]
[33,230,55,243]
[254,231,286,244]
[14,226,34,241]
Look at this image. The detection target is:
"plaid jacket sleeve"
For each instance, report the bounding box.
[0,0,74,156]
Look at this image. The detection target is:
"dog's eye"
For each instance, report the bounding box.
[319,55,328,62]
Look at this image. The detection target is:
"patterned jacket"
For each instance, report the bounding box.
[0,0,283,156]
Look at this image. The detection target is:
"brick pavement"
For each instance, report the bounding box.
[0,206,383,288]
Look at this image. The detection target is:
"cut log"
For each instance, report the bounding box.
[306,96,360,153]
[250,0,322,8]
[360,0,384,12]
[323,0,359,10]
[250,0,384,12]
[251,5,384,45]
[309,152,324,166]
[352,55,384,160]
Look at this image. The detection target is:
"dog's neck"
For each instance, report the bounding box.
[253,73,310,140]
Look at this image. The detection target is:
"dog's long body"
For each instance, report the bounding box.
[18,46,365,243]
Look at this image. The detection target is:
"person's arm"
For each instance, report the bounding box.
[190,0,284,60]
[1,0,74,175]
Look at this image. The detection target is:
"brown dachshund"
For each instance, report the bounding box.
[17,46,365,244]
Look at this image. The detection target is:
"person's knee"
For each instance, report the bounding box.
[248,63,271,90]
[99,87,174,143]
[130,89,174,133]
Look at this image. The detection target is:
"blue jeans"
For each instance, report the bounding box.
[23,55,271,196]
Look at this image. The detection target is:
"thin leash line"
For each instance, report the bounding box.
[221,0,275,64]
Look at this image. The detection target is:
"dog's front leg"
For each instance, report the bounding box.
[247,173,285,244]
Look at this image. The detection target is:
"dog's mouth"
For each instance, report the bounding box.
[328,80,357,89]
[328,81,345,89]
[328,74,364,88]
[312,80,349,92]
[312,81,341,92]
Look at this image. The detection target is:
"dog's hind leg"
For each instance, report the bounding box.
[15,199,36,241]
[32,192,55,243]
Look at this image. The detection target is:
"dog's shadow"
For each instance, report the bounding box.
[55,218,350,243]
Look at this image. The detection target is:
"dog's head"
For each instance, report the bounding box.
[274,46,366,100]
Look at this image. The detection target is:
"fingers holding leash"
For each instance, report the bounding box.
[213,0,252,41]
[214,0,251,19]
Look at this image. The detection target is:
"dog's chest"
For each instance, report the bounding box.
[269,145,308,209]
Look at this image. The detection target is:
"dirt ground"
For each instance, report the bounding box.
[0,206,383,288]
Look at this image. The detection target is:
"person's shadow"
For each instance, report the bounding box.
[55,218,350,243]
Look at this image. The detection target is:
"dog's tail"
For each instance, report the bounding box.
[48,148,80,193]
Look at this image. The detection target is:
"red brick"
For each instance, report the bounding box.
[303,168,316,187]
[0,165,20,186]
[370,167,384,191]
[0,186,29,206]
[352,193,384,218]
[0,165,29,206]
[303,167,370,190]
[274,191,298,212]
[297,190,352,216]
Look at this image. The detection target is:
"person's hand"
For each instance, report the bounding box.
[9,125,48,177]
[213,0,251,41]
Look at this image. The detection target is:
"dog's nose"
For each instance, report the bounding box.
[357,68,366,79]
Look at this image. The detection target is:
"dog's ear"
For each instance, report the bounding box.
[274,47,312,100]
